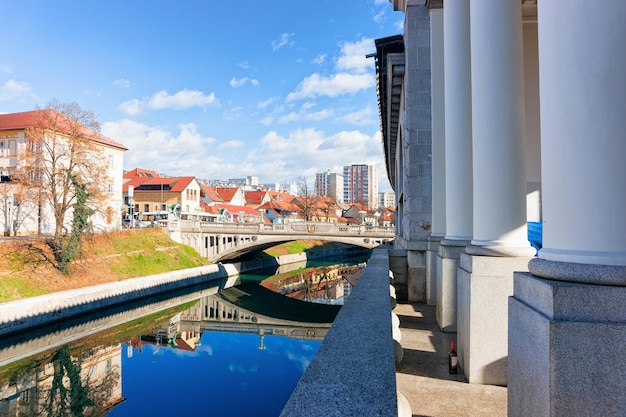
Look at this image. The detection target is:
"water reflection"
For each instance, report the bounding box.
[0,259,364,416]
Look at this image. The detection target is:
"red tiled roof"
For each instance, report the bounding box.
[124,168,161,179]
[216,187,239,202]
[122,176,196,193]
[0,110,128,151]
[218,203,263,217]
[257,200,302,212]
[244,190,269,204]
[200,184,224,202]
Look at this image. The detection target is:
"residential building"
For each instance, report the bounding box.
[244,190,271,209]
[214,187,246,206]
[256,200,303,224]
[122,175,202,221]
[378,191,395,208]
[0,110,127,235]
[315,170,344,203]
[229,176,258,188]
[343,164,378,210]
[217,203,266,223]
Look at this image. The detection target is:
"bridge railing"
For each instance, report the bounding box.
[168,220,395,238]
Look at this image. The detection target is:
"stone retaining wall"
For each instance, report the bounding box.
[0,263,240,337]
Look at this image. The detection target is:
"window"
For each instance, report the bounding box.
[143,204,149,212]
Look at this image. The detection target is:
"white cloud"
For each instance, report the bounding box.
[277,108,333,124]
[374,0,388,4]
[223,106,243,120]
[285,72,374,101]
[118,88,218,115]
[149,89,217,110]
[118,98,144,116]
[0,65,12,75]
[230,77,259,88]
[252,127,385,186]
[113,79,130,88]
[312,54,326,65]
[0,79,36,101]
[335,37,375,74]
[257,97,275,109]
[340,107,377,126]
[272,33,295,51]
[217,140,244,150]
[260,116,274,126]
[238,61,251,69]
[101,119,218,175]
[374,9,385,24]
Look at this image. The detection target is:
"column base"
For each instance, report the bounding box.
[436,239,470,332]
[389,248,408,301]
[407,249,427,303]
[509,271,626,417]
[457,253,532,386]
[426,235,443,306]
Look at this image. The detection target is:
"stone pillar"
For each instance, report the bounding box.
[458,0,535,385]
[426,4,445,306]
[437,0,472,331]
[399,3,432,302]
[509,2,626,415]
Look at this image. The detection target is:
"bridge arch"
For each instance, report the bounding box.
[165,220,395,262]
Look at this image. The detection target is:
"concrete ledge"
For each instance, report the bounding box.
[280,247,398,416]
[0,263,239,337]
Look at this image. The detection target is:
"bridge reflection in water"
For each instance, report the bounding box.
[0,261,361,417]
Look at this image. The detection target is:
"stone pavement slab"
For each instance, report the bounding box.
[395,302,507,417]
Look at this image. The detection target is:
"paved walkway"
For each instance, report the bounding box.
[394,302,507,417]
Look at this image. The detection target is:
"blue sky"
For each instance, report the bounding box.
[0,1,403,191]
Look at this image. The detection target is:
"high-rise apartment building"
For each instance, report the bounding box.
[343,164,378,210]
[378,191,396,208]
[315,170,343,203]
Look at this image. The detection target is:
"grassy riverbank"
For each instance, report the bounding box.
[0,229,210,302]
[0,228,352,303]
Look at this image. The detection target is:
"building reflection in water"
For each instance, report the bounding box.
[0,260,363,416]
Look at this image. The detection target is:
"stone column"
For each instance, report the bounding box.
[509,1,626,415]
[457,0,535,385]
[399,3,432,303]
[437,0,472,332]
[427,3,445,307]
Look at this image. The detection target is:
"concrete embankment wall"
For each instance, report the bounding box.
[0,246,372,337]
[280,247,397,416]
[0,263,240,337]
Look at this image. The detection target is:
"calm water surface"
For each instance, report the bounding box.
[0,258,365,417]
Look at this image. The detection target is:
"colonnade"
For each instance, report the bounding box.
[388,0,626,415]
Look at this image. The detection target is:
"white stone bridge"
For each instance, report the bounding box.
[165,220,395,262]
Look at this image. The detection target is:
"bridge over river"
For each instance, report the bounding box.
[165,220,395,262]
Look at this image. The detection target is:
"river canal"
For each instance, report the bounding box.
[0,256,367,416]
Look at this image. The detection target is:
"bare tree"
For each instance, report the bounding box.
[297,176,316,222]
[16,99,110,239]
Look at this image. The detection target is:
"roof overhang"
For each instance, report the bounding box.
[374,35,404,191]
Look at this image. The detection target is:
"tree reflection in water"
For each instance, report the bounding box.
[44,345,120,417]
